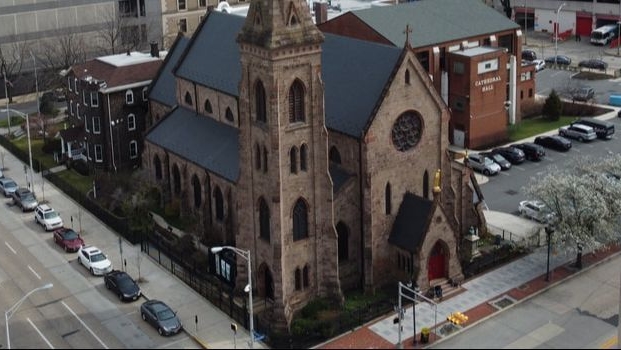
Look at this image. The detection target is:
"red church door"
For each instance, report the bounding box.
[427,242,446,281]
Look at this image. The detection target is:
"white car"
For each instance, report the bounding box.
[518,200,555,223]
[533,59,546,72]
[78,246,113,276]
[34,204,64,231]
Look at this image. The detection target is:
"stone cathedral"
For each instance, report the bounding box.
[143,0,484,330]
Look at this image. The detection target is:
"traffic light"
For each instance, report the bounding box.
[447,312,468,325]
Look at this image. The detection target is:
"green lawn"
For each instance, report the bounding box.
[56,169,94,194]
[11,137,58,170]
[0,116,26,128]
[508,116,579,142]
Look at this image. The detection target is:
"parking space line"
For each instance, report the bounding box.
[28,265,41,279]
[4,241,16,254]
[499,172,510,176]
[61,301,109,349]
[513,166,526,171]
[27,317,54,349]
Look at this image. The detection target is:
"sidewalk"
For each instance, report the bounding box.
[316,221,621,349]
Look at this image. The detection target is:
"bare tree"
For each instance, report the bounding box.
[523,155,621,253]
[38,31,88,90]
[0,40,30,102]
[499,0,512,18]
[96,6,151,55]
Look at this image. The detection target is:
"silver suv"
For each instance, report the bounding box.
[467,153,501,176]
[559,123,597,142]
[34,204,64,231]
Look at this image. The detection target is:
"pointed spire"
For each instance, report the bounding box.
[238,0,324,49]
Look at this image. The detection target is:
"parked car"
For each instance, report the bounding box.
[104,270,142,302]
[53,228,84,252]
[34,204,64,231]
[534,135,572,152]
[513,142,545,161]
[522,49,537,61]
[572,118,614,140]
[466,153,501,176]
[578,59,608,70]
[140,300,183,336]
[0,177,18,197]
[533,59,546,72]
[559,123,597,142]
[544,55,571,66]
[491,146,526,165]
[11,187,38,212]
[480,152,511,171]
[78,245,113,276]
[572,86,595,102]
[518,200,555,223]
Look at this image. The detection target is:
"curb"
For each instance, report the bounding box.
[421,247,621,349]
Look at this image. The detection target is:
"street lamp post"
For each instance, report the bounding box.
[618,0,621,56]
[1,62,10,135]
[395,282,437,348]
[1,108,34,192]
[555,3,567,66]
[110,118,123,172]
[211,246,254,349]
[5,283,53,349]
[545,225,555,282]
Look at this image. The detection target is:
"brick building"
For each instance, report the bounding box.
[61,48,163,172]
[143,2,484,331]
[317,0,533,149]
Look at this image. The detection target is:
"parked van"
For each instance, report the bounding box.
[572,118,615,140]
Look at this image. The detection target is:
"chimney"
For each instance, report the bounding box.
[314,2,328,25]
[150,42,159,58]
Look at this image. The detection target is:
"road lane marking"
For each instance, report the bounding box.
[28,265,41,279]
[4,241,16,254]
[600,335,617,349]
[61,301,109,349]
[27,317,54,349]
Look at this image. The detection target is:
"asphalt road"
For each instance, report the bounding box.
[429,253,621,349]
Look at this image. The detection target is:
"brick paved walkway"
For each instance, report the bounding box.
[317,243,621,349]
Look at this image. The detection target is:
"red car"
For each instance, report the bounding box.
[53,228,84,252]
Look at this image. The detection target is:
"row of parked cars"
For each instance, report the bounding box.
[467,118,614,178]
[0,170,182,337]
[522,49,608,70]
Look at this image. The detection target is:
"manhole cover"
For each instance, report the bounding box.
[518,284,529,291]
[505,189,518,195]
[489,295,516,309]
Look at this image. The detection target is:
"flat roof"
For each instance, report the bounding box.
[451,46,503,57]
[96,51,166,67]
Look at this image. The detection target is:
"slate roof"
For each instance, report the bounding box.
[174,11,245,96]
[172,11,401,138]
[145,106,240,182]
[350,0,520,48]
[388,193,434,253]
[149,35,190,107]
[322,33,401,138]
[69,53,162,90]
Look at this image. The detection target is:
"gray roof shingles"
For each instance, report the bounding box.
[388,193,433,253]
[174,12,245,96]
[145,106,240,182]
[149,36,190,106]
[352,0,520,48]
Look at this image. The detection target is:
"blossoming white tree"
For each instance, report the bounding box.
[523,155,621,252]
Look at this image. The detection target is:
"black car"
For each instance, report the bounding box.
[578,59,608,70]
[544,55,571,66]
[534,135,572,152]
[140,300,183,336]
[481,152,511,171]
[491,146,526,165]
[522,49,537,61]
[513,142,546,161]
[104,270,142,301]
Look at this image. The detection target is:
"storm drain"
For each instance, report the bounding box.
[489,295,517,310]
[505,189,518,195]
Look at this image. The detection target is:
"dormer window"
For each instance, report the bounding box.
[91,92,99,107]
